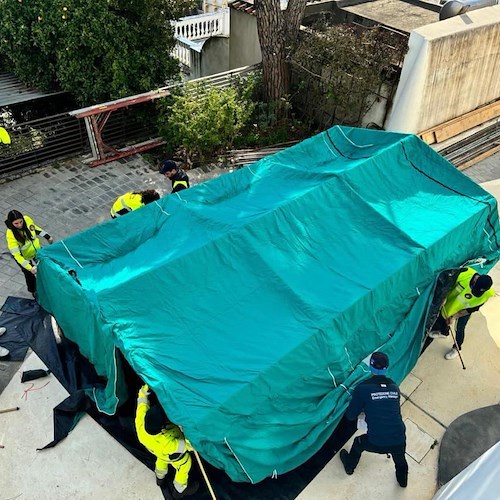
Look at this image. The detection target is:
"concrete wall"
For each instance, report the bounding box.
[386,6,500,133]
[228,9,262,69]
[200,37,230,77]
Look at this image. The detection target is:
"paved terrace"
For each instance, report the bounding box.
[0,151,499,499]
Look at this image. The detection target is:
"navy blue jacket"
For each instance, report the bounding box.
[345,375,406,446]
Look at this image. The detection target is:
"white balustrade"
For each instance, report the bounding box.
[173,38,192,68]
[173,9,230,41]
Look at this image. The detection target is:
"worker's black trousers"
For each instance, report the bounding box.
[432,313,471,349]
[19,265,36,294]
[344,435,408,485]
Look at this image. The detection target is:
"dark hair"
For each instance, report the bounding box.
[144,404,167,435]
[141,190,160,204]
[5,210,32,245]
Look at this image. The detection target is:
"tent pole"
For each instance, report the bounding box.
[193,448,217,500]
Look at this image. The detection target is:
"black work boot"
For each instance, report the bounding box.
[172,480,200,499]
[339,449,354,475]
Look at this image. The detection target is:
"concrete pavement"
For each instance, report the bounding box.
[0,150,499,499]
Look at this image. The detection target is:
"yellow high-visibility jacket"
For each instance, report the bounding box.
[135,400,187,479]
[110,192,143,218]
[6,215,47,270]
[442,267,495,318]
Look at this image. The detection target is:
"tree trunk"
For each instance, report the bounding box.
[255,0,307,106]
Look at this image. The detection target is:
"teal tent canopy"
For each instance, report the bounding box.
[37,126,500,483]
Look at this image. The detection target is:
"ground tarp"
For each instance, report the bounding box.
[36,126,500,483]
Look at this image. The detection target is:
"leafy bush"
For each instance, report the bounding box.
[157,81,255,162]
[0,0,193,105]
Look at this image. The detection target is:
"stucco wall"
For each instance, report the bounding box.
[200,37,230,78]
[228,9,262,69]
[386,6,500,133]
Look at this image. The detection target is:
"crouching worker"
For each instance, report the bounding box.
[339,352,408,487]
[135,385,199,498]
[110,190,160,218]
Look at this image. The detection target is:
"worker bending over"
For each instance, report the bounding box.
[339,352,408,487]
[110,190,159,218]
[135,385,198,498]
[429,267,494,360]
[159,160,190,193]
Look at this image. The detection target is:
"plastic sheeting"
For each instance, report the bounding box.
[433,441,500,499]
[36,126,500,482]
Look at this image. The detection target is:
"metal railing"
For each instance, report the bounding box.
[0,113,90,177]
[3,65,261,173]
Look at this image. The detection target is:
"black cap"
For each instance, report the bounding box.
[471,274,492,297]
[370,352,389,374]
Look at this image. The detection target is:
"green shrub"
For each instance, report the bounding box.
[157,81,255,162]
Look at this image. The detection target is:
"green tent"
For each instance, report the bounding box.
[37,126,500,483]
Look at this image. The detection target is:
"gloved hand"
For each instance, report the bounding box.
[137,384,150,404]
[30,265,37,275]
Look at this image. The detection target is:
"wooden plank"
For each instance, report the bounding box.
[458,144,500,171]
[418,99,500,144]
[420,130,437,145]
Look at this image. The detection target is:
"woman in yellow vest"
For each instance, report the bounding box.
[5,210,53,295]
[135,385,198,498]
[110,189,160,218]
[429,267,494,360]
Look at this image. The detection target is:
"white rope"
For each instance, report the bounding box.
[154,200,170,216]
[327,367,337,387]
[247,166,261,179]
[416,287,421,296]
[344,347,354,371]
[271,469,278,479]
[60,240,83,269]
[175,192,188,203]
[482,228,494,252]
[224,438,254,484]
[322,133,338,159]
[340,383,351,396]
[337,126,373,149]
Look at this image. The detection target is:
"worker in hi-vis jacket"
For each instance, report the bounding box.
[135,385,198,498]
[110,189,159,218]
